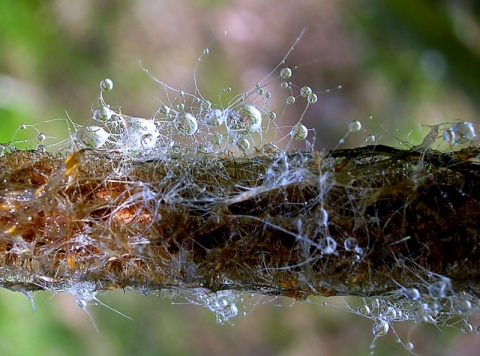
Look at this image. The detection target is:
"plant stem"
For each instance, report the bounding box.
[1,145,479,300]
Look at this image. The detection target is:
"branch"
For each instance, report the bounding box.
[1,144,479,304]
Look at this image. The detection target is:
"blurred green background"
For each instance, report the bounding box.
[1,0,480,355]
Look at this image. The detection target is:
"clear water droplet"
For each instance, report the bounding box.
[19,124,27,130]
[462,323,473,334]
[307,93,318,104]
[317,236,337,254]
[348,120,362,132]
[280,67,292,79]
[344,237,358,252]
[300,86,313,97]
[404,287,420,301]
[174,113,198,135]
[280,82,289,89]
[365,135,376,142]
[204,109,224,128]
[372,320,389,337]
[357,305,371,315]
[100,78,114,91]
[405,342,414,351]
[286,96,296,105]
[291,124,308,140]
[37,133,46,141]
[268,111,277,120]
[237,138,251,154]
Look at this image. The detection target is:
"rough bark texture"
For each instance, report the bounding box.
[0,145,479,301]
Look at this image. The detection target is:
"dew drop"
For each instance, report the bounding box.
[405,342,414,351]
[344,237,358,252]
[365,135,376,142]
[37,133,46,141]
[317,236,337,254]
[19,124,27,130]
[256,87,264,95]
[268,111,277,120]
[280,67,292,79]
[286,96,296,105]
[300,86,313,97]
[201,100,212,111]
[265,92,272,99]
[204,109,224,128]
[307,93,318,104]
[462,323,473,334]
[357,305,371,315]
[372,320,389,337]
[75,126,110,149]
[291,124,308,141]
[100,78,114,91]
[404,287,420,301]
[36,144,46,153]
[203,48,210,55]
[225,106,262,134]
[177,103,185,111]
[179,90,185,97]
[280,82,289,89]
[348,120,362,132]
[237,138,251,154]
[174,112,198,135]
[224,87,232,93]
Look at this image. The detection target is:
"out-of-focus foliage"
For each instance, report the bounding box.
[1,1,480,355]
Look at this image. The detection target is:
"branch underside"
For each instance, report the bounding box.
[1,146,479,301]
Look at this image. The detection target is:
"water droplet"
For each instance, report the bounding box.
[365,135,376,142]
[179,90,185,97]
[37,133,46,141]
[203,48,210,55]
[300,86,313,97]
[348,120,362,132]
[307,93,318,104]
[265,92,272,99]
[177,103,185,111]
[405,342,414,351]
[75,126,110,149]
[204,109,224,128]
[224,87,232,92]
[344,237,358,252]
[280,82,289,89]
[100,78,114,91]
[445,122,477,145]
[268,111,277,120]
[225,105,262,133]
[372,320,389,337]
[19,124,27,130]
[462,323,473,334]
[404,287,420,301]
[286,96,296,105]
[357,305,371,315]
[237,138,251,154]
[36,144,46,153]
[201,100,212,111]
[280,67,292,79]
[93,106,114,121]
[291,124,308,140]
[256,87,264,95]
[174,113,198,135]
[317,236,337,254]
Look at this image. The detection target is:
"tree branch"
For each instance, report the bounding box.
[1,144,479,304]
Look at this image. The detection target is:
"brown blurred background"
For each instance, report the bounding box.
[1,0,480,355]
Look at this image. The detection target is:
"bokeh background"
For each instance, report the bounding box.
[1,0,480,355]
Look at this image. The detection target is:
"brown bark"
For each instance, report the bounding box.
[0,145,479,301]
